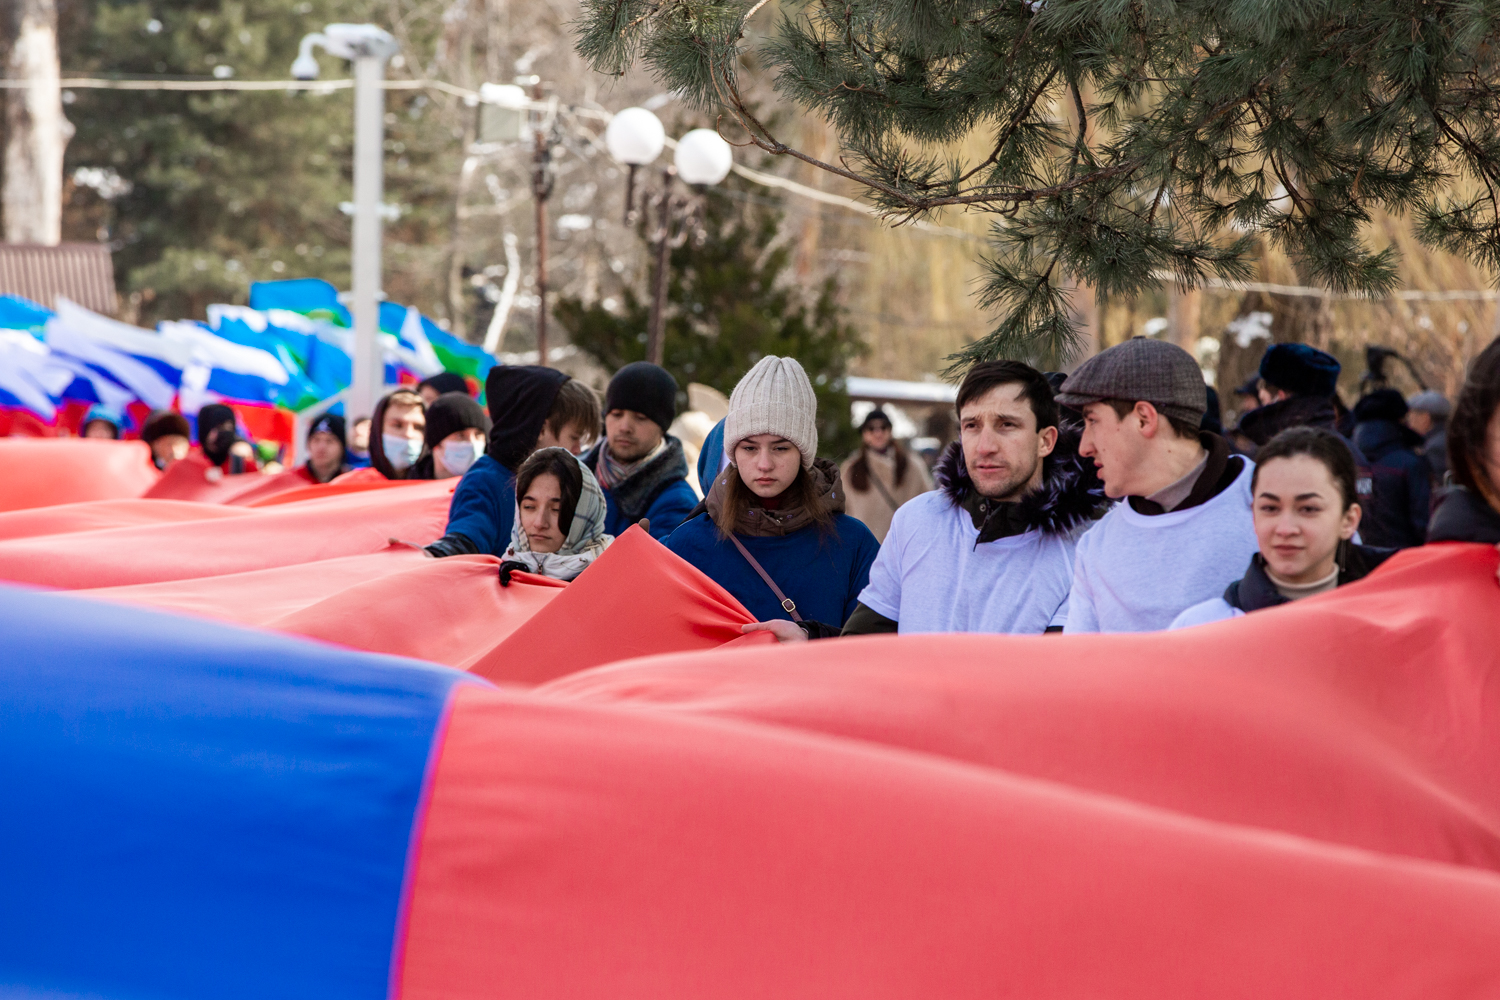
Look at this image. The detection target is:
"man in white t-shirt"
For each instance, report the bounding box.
[1055,338,1258,633]
[842,360,1105,636]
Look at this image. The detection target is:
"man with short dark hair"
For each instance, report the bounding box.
[842,360,1104,636]
[1057,338,1258,632]
[582,362,698,539]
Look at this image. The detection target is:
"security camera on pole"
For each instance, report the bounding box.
[292,24,399,421]
[605,112,732,366]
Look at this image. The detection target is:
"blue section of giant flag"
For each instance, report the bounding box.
[0,586,471,1000]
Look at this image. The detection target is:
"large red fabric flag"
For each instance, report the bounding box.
[397,679,1500,1000]
[0,498,254,542]
[0,479,455,588]
[469,526,773,685]
[0,439,159,511]
[80,551,565,669]
[538,542,1500,873]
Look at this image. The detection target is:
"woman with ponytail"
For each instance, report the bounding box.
[663,357,880,641]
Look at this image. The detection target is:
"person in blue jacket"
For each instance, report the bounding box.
[425,366,601,558]
[581,362,698,540]
[663,355,879,641]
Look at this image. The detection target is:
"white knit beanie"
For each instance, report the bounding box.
[724,356,819,468]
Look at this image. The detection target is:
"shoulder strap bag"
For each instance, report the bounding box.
[725,533,803,622]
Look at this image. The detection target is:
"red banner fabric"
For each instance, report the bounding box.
[0,439,160,511]
[538,543,1500,873]
[469,526,774,685]
[0,479,454,588]
[80,551,565,669]
[397,676,1500,999]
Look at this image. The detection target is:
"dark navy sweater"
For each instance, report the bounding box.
[663,513,880,627]
[441,455,516,557]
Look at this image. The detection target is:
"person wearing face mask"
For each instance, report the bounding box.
[425,366,601,558]
[497,447,614,584]
[839,408,934,543]
[293,413,350,485]
[368,389,427,480]
[663,356,880,641]
[140,410,193,471]
[195,404,258,475]
[1171,427,1395,627]
[412,392,491,480]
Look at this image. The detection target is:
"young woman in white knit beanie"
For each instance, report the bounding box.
[662,356,880,641]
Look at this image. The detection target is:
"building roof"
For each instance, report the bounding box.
[0,242,118,315]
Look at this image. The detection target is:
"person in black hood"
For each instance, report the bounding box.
[1352,388,1431,548]
[1172,426,1395,627]
[1429,335,1500,545]
[842,360,1106,636]
[425,365,601,557]
[196,404,257,474]
[140,409,192,470]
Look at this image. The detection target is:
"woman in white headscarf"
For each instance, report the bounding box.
[498,447,614,584]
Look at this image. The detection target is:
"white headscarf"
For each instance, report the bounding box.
[502,448,613,581]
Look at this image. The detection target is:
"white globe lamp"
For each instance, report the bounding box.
[605,107,667,166]
[673,128,733,186]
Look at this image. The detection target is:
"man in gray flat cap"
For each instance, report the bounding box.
[1055,337,1257,632]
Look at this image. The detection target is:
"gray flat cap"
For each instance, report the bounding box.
[1407,389,1451,419]
[1056,337,1207,427]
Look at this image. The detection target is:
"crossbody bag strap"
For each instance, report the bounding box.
[725,532,803,622]
[868,465,901,512]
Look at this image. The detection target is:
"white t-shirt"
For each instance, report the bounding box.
[857,491,1076,634]
[1064,459,1258,633]
[1169,598,1243,629]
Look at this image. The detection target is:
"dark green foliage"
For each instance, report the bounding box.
[574,0,1500,370]
[555,190,865,459]
[60,0,457,324]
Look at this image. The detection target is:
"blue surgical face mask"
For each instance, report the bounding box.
[440,440,478,476]
[382,433,421,471]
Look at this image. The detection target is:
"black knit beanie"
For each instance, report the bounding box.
[605,361,678,432]
[424,391,492,449]
[1353,387,1408,424]
[419,372,470,397]
[307,412,347,449]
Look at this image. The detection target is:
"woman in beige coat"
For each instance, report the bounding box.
[840,409,934,542]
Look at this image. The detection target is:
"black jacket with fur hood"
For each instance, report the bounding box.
[932,425,1107,543]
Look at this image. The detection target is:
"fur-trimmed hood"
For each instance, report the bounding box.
[933,424,1106,537]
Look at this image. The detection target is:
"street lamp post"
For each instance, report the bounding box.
[605,115,732,366]
[292,24,399,420]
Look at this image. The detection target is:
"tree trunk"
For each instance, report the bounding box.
[3,0,72,245]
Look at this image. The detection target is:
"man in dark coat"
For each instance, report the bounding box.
[1352,389,1432,548]
[581,362,698,540]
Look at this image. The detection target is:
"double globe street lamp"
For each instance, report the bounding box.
[605,110,733,366]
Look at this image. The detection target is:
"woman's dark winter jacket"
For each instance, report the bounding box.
[1352,418,1432,549]
[1428,486,1500,544]
[663,460,879,632]
[582,435,699,540]
[1223,544,1396,613]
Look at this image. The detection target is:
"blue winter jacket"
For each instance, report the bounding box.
[664,513,879,627]
[697,418,728,488]
[583,435,699,540]
[438,455,516,557]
